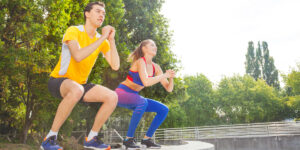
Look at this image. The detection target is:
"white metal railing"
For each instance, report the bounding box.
[70,121,300,143]
[154,121,300,140]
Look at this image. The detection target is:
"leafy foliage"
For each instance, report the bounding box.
[245,41,280,89]
[0,0,298,145]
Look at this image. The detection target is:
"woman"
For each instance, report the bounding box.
[115,39,175,149]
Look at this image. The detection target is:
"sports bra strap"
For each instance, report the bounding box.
[142,57,146,63]
[152,63,155,75]
[141,57,155,76]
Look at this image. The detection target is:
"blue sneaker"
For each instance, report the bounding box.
[40,135,63,150]
[84,136,111,150]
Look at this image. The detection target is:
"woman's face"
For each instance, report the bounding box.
[143,40,157,56]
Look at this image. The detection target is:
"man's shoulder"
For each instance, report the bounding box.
[66,25,84,33]
[96,32,101,38]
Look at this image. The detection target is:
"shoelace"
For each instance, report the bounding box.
[94,136,104,145]
[146,138,157,145]
[46,137,58,145]
[128,138,137,144]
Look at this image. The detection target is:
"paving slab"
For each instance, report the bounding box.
[160,141,214,150]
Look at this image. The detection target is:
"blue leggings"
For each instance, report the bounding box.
[115,84,169,137]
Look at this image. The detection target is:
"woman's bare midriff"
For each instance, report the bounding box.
[121,78,144,92]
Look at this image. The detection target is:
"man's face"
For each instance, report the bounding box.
[86,5,106,27]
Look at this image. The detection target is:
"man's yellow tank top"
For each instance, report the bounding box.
[50,25,110,84]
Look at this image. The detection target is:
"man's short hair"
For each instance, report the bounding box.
[84,2,105,21]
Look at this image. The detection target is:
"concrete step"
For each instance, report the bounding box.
[160,141,214,150]
[114,141,214,150]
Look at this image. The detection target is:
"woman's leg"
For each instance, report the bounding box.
[144,99,169,137]
[115,88,148,138]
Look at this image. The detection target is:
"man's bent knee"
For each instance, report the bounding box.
[105,91,118,107]
[110,92,118,105]
[64,87,84,103]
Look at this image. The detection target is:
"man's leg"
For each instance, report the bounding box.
[83,85,118,132]
[82,85,117,149]
[51,79,84,132]
[42,79,84,150]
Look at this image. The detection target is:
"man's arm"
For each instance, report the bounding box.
[66,26,111,62]
[104,27,120,70]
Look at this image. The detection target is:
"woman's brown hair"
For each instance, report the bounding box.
[127,39,153,62]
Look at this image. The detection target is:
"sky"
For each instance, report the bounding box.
[161,0,300,84]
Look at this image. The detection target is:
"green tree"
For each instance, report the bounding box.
[216,75,284,124]
[0,0,88,143]
[282,63,300,119]
[262,42,280,89]
[286,63,300,95]
[181,74,217,126]
[245,41,256,78]
[253,42,262,80]
[245,41,280,89]
[0,0,52,143]
[162,101,187,128]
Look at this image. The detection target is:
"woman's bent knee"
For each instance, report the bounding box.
[161,105,169,115]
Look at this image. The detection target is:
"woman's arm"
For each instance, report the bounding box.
[155,64,175,92]
[137,59,171,87]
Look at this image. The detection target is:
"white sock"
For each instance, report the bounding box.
[87,130,98,141]
[46,130,58,139]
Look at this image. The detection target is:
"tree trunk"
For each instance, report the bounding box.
[23,67,32,144]
[22,106,31,144]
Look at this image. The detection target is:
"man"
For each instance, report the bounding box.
[41,2,119,150]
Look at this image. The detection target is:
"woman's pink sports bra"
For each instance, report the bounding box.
[127,57,155,86]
